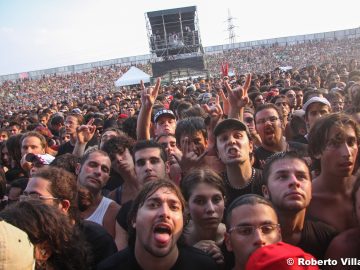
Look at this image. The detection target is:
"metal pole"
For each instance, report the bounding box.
[162,14,168,56]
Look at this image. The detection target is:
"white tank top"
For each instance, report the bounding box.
[85,196,113,226]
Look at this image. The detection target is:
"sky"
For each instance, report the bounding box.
[0,0,359,76]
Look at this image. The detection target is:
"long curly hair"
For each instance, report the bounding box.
[0,200,91,270]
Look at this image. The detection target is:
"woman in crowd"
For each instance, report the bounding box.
[4,134,26,182]
[181,168,226,265]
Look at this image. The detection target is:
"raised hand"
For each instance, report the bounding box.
[224,73,251,109]
[221,62,229,78]
[178,137,207,172]
[202,94,223,120]
[202,95,223,148]
[20,154,33,172]
[167,148,183,185]
[140,78,161,109]
[76,118,96,145]
[217,87,229,115]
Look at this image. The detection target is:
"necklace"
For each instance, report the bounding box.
[225,168,256,190]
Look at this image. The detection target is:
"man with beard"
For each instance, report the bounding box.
[253,104,288,168]
[253,104,306,169]
[262,152,337,259]
[98,180,218,270]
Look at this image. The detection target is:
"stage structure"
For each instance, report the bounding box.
[145,6,207,79]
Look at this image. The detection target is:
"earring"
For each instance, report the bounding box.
[40,249,46,256]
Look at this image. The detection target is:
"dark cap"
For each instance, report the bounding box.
[34,125,53,138]
[153,109,176,123]
[214,118,250,138]
[50,115,64,126]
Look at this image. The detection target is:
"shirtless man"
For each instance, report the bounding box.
[307,113,359,232]
[324,175,360,270]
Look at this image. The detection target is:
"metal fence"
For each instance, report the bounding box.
[1,27,359,82]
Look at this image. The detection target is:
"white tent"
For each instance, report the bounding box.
[114,66,151,87]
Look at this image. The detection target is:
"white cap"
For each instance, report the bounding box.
[0,220,35,270]
[302,97,331,112]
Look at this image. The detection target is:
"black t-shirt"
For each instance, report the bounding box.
[57,141,75,156]
[78,220,117,268]
[254,141,308,169]
[221,242,235,270]
[57,136,98,156]
[253,146,274,169]
[291,135,308,144]
[116,200,133,232]
[222,168,263,208]
[104,171,124,192]
[97,245,218,270]
[298,219,338,260]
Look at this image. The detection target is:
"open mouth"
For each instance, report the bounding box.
[153,224,172,244]
[227,147,239,157]
[264,127,275,135]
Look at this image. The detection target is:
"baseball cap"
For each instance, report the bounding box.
[302,97,331,112]
[118,114,128,119]
[197,93,212,102]
[213,119,250,138]
[72,108,82,114]
[245,242,319,270]
[292,109,305,118]
[153,109,176,123]
[0,220,35,270]
[34,125,54,138]
[50,115,64,125]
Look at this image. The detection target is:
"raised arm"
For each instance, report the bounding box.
[202,94,223,155]
[73,118,96,157]
[224,73,251,120]
[136,78,161,140]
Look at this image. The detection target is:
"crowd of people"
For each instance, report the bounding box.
[0,63,152,114]
[0,36,359,269]
[206,38,360,75]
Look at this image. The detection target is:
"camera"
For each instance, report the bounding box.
[25,153,41,163]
